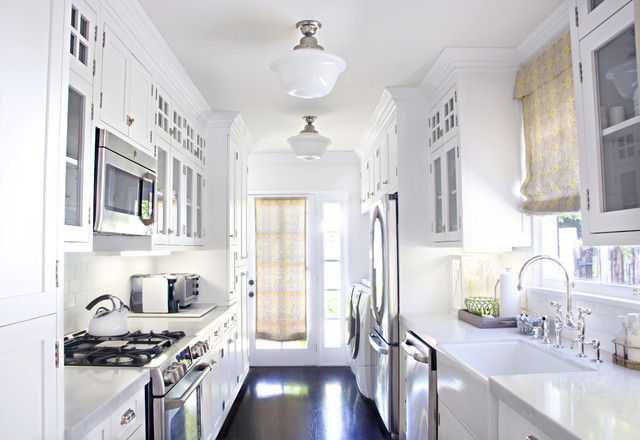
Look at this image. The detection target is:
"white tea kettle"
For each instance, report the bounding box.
[86,294,130,337]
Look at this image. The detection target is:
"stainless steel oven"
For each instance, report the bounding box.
[155,356,212,439]
[94,127,157,235]
[147,333,214,440]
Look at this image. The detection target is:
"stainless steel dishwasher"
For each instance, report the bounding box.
[402,331,437,440]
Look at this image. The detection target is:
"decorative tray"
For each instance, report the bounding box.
[457,309,517,329]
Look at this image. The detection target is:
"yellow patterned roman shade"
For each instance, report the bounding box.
[514,32,580,214]
[254,197,307,342]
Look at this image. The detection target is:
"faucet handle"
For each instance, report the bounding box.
[550,301,562,312]
[578,307,592,318]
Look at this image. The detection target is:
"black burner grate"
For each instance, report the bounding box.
[64,330,186,367]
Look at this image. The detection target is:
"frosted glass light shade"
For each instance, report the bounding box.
[270,49,346,99]
[287,132,331,161]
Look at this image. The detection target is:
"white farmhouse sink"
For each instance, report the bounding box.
[437,339,595,440]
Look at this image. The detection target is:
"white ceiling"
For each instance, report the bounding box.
[137,0,565,155]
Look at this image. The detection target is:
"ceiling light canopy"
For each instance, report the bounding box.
[270,20,346,99]
[287,116,331,161]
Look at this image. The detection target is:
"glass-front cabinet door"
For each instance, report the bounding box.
[579,1,639,235]
[429,137,461,244]
[153,140,171,245]
[575,0,631,39]
[64,71,93,247]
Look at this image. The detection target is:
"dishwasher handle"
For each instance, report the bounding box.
[368,332,389,355]
[401,338,430,364]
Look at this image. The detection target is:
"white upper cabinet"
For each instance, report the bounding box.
[68,0,97,82]
[422,49,531,251]
[360,117,399,211]
[572,0,640,244]
[0,0,61,327]
[429,137,462,244]
[98,17,153,155]
[574,0,631,38]
[64,0,98,250]
[428,86,458,151]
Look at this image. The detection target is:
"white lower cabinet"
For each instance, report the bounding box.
[497,400,552,440]
[202,334,224,440]
[80,388,146,440]
[438,398,478,440]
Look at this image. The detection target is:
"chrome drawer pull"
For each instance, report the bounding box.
[525,435,539,440]
[120,408,136,425]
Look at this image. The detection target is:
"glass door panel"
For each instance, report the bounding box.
[186,165,193,239]
[171,157,182,240]
[64,71,93,246]
[446,144,459,234]
[433,156,443,235]
[196,172,203,241]
[65,87,84,228]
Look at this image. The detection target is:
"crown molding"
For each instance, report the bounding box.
[418,48,521,100]
[208,111,256,154]
[106,1,214,125]
[517,1,571,65]
[355,87,425,157]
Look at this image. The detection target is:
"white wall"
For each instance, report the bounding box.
[248,153,370,285]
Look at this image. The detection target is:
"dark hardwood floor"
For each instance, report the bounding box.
[217,366,393,440]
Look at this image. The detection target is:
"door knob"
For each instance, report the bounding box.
[248,292,255,298]
[248,280,255,286]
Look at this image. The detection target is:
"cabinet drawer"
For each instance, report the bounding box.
[110,388,145,440]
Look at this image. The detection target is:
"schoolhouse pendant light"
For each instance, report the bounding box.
[287,116,332,161]
[270,20,346,99]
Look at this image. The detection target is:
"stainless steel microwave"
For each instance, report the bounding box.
[94,128,157,235]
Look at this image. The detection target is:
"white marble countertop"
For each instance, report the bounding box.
[65,305,233,438]
[401,312,640,440]
[64,367,149,440]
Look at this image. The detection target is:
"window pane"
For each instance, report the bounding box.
[323,203,341,231]
[324,320,340,348]
[324,290,340,318]
[554,215,640,285]
[324,231,341,261]
[324,261,341,290]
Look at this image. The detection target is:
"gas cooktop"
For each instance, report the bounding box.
[64,330,186,367]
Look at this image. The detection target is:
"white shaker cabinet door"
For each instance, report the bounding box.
[0,315,57,439]
[100,23,129,135]
[0,0,59,326]
[126,56,153,150]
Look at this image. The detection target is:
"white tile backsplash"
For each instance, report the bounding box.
[63,253,156,334]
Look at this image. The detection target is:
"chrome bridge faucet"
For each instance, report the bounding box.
[517,255,577,330]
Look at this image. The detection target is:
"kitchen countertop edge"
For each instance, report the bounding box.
[401,312,640,440]
[64,367,150,440]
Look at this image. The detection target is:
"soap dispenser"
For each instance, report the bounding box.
[626,313,640,362]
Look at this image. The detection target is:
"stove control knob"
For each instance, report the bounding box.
[163,368,180,385]
[192,342,206,358]
[176,362,188,377]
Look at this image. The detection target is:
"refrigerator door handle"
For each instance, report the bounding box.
[369,332,389,355]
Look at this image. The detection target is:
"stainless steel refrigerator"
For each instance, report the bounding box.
[367,193,399,438]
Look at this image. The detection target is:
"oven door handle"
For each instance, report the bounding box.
[164,364,212,411]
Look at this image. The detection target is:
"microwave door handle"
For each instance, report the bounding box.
[164,364,212,410]
[140,172,156,226]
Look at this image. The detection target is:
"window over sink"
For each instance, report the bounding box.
[538,214,640,299]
